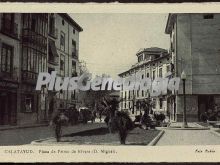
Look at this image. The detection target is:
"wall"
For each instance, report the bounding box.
[176,95,198,122]
[191,14,220,94]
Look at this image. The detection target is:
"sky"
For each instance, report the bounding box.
[69,13,170,78]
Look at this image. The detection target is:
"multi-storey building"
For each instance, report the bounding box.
[20,13,48,125]
[47,13,83,120]
[0,13,82,126]
[0,13,21,125]
[165,13,220,122]
[119,47,171,117]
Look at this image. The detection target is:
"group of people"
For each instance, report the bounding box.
[50,97,158,144]
[200,105,220,122]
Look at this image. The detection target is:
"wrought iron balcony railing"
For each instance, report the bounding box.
[21,70,38,84]
[22,29,47,50]
[48,55,59,65]
[49,27,58,39]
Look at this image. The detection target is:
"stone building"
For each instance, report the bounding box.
[47,13,83,120]
[0,13,21,125]
[165,13,220,122]
[118,47,171,117]
[0,13,82,126]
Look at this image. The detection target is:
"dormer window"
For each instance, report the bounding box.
[138,55,143,62]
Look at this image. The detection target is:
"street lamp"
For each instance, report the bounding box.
[181,70,188,128]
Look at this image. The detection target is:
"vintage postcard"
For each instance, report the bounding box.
[0,3,219,163]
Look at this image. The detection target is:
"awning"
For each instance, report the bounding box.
[49,39,59,57]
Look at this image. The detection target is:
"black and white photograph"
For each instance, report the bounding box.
[0,5,220,162]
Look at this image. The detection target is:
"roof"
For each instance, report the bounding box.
[136,47,168,56]
[165,14,176,34]
[118,53,171,77]
[59,13,83,32]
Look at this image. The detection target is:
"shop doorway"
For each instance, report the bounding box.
[0,92,17,125]
[198,95,214,121]
[0,93,7,125]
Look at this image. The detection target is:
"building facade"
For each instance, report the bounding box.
[47,13,82,120]
[165,13,220,122]
[0,13,82,126]
[119,47,171,117]
[0,13,21,125]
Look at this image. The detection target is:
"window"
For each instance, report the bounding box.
[71,91,76,100]
[22,47,28,70]
[142,74,144,79]
[2,14,15,34]
[31,18,36,32]
[153,70,155,80]
[60,32,65,51]
[72,39,77,57]
[152,99,156,109]
[72,39,76,46]
[144,54,150,60]
[147,73,149,77]
[203,14,214,19]
[138,55,143,62]
[124,102,126,109]
[159,98,163,109]
[25,96,33,112]
[142,90,144,97]
[124,91,127,99]
[60,55,65,72]
[1,43,13,73]
[159,68,162,77]
[72,61,77,76]
[73,29,75,34]
[49,14,55,35]
[62,19,65,25]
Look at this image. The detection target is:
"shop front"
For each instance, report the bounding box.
[0,79,18,125]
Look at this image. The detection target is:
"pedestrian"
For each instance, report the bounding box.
[52,111,62,142]
[200,112,208,122]
[52,110,69,142]
[91,110,96,123]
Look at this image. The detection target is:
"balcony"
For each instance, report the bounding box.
[0,18,18,39]
[22,29,47,50]
[48,55,59,66]
[21,70,38,84]
[0,65,19,82]
[49,27,58,39]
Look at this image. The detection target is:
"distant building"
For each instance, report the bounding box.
[118,47,171,116]
[165,13,220,122]
[0,13,83,126]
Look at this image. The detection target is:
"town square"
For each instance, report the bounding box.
[0,13,220,147]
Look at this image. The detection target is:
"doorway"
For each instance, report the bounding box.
[0,93,7,125]
[198,95,214,121]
